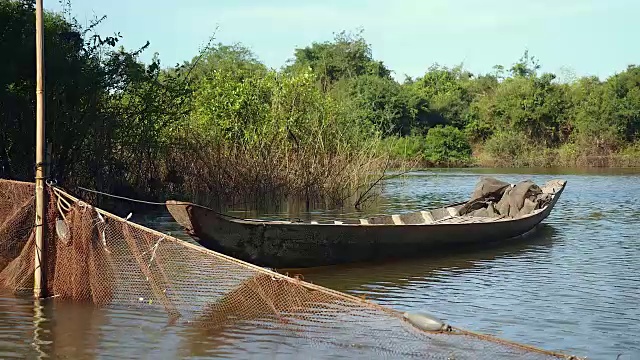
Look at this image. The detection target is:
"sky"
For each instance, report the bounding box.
[46,0,639,81]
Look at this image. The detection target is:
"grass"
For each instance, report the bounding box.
[162,136,389,210]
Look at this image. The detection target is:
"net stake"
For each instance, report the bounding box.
[33,0,47,299]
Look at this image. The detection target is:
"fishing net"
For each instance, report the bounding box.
[0,179,581,359]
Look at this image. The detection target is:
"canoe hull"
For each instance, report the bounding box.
[167,181,566,269]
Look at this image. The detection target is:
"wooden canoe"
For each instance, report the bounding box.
[166,179,566,269]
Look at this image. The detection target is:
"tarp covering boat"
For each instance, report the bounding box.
[459,177,555,218]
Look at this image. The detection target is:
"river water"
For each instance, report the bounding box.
[1,169,639,359]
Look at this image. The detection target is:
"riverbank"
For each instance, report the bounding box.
[474,142,640,168]
[388,142,640,169]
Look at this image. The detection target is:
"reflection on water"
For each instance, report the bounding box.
[1,169,640,359]
[295,224,558,295]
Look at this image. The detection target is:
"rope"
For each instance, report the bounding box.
[77,187,167,205]
[452,327,583,359]
[75,186,247,221]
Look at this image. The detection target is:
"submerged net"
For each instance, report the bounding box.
[0,179,580,359]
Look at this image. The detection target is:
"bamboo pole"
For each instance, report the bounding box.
[34,0,47,299]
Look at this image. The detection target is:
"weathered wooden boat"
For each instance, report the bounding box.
[166,178,566,269]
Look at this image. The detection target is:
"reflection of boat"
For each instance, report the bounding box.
[295,224,558,294]
[166,179,566,269]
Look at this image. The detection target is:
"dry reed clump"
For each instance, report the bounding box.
[555,141,640,168]
[165,139,389,209]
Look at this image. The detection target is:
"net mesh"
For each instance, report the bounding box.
[0,179,580,359]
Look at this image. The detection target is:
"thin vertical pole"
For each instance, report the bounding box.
[34,0,47,299]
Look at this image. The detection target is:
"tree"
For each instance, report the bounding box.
[409,65,473,130]
[0,0,189,197]
[182,43,267,82]
[423,126,472,165]
[330,75,414,136]
[607,65,640,141]
[286,30,391,90]
[509,50,540,78]
[568,76,622,151]
[483,73,569,144]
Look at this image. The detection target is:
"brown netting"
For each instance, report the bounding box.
[0,179,582,359]
[0,180,57,293]
[51,204,115,305]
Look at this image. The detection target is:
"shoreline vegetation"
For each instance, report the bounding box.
[2,2,639,210]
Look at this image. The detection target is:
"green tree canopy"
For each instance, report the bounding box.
[182,43,267,82]
[408,65,473,130]
[330,75,414,136]
[286,30,391,90]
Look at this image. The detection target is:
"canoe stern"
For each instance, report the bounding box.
[166,200,196,235]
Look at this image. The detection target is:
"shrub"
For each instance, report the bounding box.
[423,126,472,166]
[483,130,532,167]
[382,135,425,159]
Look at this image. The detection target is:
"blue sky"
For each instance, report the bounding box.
[47,0,638,81]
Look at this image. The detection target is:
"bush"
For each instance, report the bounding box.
[483,130,532,167]
[423,126,472,166]
[617,142,640,167]
[382,135,425,159]
[556,142,579,167]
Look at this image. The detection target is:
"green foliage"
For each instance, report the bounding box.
[382,135,425,160]
[481,73,570,145]
[568,77,623,151]
[0,2,207,200]
[509,50,541,78]
[463,97,495,143]
[565,66,640,154]
[183,43,267,82]
[2,1,152,187]
[192,68,273,144]
[423,126,472,165]
[330,75,414,135]
[190,64,377,151]
[483,130,532,162]
[606,65,640,141]
[408,65,473,130]
[620,142,640,158]
[4,0,640,212]
[287,30,391,90]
